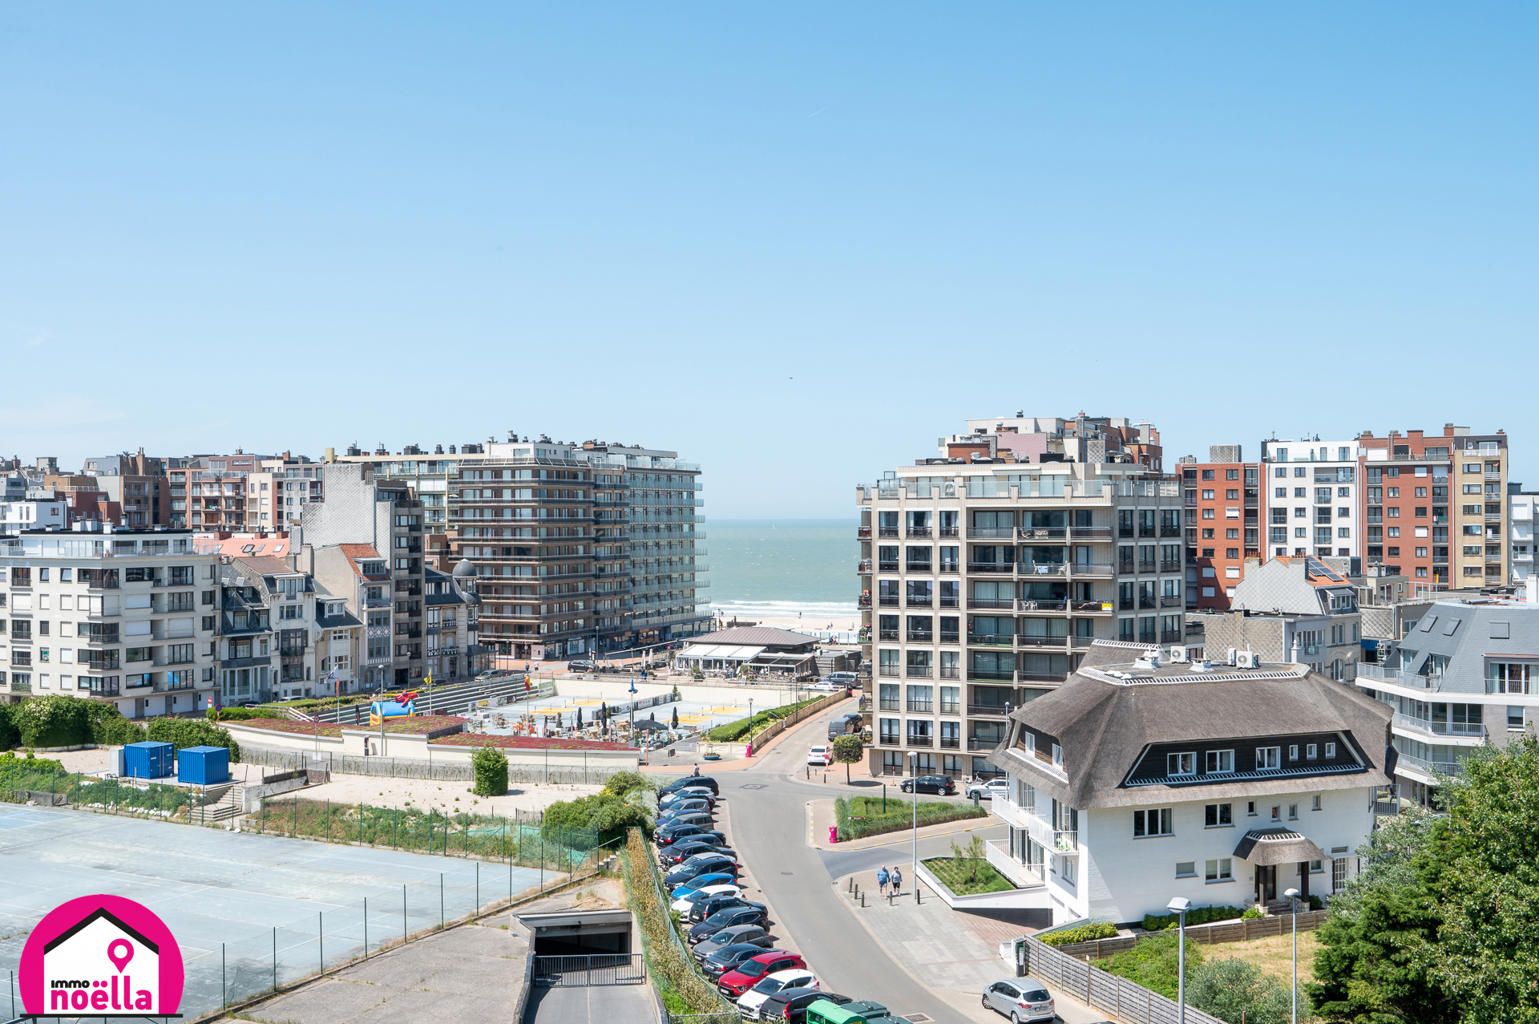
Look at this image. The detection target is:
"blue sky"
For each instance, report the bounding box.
[2,4,1535,517]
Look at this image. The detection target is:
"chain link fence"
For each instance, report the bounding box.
[236,745,628,785]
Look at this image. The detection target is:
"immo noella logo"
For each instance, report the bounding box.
[20,894,185,1018]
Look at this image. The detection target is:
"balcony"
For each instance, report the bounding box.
[1017,598,1068,613]
[970,526,1016,539]
[1396,751,1465,779]
[1053,830,1079,853]
[1159,559,1182,573]
[878,595,900,607]
[1392,713,1486,741]
[1069,563,1115,577]
[908,526,932,538]
[1137,560,1157,573]
[966,704,1011,718]
[857,526,872,539]
[939,735,961,750]
[939,525,959,537]
[1018,527,1066,540]
[858,595,872,608]
[968,737,1003,752]
[878,527,900,538]
[968,668,1016,682]
[967,632,1014,648]
[968,596,1015,610]
[1016,635,1069,649]
[1074,601,1113,615]
[878,629,899,641]
[1160,595,1183,607]
[858,560,873,574]
[877,561,900,573]
[1071,525,1113,539]
[967,562,1014,574]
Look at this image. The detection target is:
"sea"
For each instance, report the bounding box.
[706,518,859,631]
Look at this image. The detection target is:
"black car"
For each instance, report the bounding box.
[693,924,773,962]
[665,854,738,887]
[688,894,761,924]
[700,942,772,978]
[656,826,726,848]
[688,904,768,943]
[761,989,853,1023]
[900,774,956,796]
[664,775,719,795]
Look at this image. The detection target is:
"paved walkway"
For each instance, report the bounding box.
[523,981,654,1023]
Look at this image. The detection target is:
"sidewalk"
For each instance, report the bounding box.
[809,798,993,852]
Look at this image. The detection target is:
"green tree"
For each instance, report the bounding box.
[543,793,648,846]
[601,770,653,799]
[13,695,93,747]
[1189,958,1297,1024]
[831,733,864,784]
[471,745,509,796]
[0,704,18,751]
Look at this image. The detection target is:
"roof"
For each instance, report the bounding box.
[996,641,1393,809]
[1231,556,1357,616]
[692,626,818,649]
[339,543,386,577]
[213,535,291,558]
[1233,828,1327,866]
[316,609,363,629]
[1383,600,1539,693]
[236,555,300,578]
[677,643,765,662]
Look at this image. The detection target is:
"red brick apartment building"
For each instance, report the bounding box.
[1180,445,1264,610]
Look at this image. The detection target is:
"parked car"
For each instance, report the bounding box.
[567,659,595,672]
[688,893,761,924]
[662,842,734,866]
[671,872,737,900]
[760,989,852,1023]
[737,969,819,1020]
[718,951,807,998]
[661,787,717,808]
[688,904,768,944]
[665,854,739,887]
[981,978,1055,1023]
[826,713,863,741]
[824,671,858,687]
[899,774,955,796]
[663,775,719,795]
[806,745,833,767]
[965,778,1010,801]
[693,925,773,963]
[659,797,714,818]
[701,941,774,979]
[671,883,741,915]
[658,827,727,849]
[805,1000,890,1024]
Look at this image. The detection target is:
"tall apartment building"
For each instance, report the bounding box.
[1449,429,1509,586]
[83,451,171,529]
[1178,445,1263,610]
[297,464,428,687]
[1259,438,1361,561]
[1356,428,1453,589]
[243,455,325,533]
[168,452,271,531]
[0,526,220,717]
[1511,487,1538,583]
[44,472,120,525]
[333,435,706,660]
[857,415,1185,779]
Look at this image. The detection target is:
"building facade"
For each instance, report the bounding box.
[1512,488,1538,584]
[858,415,1185,780]
[1259,438,1361,561]
[243,456,325,533]
[989,641,1392,925]
[168,453,271,531]
[1197,556,1362,682]
[0,526,220,717]
[1179,445,1263,611]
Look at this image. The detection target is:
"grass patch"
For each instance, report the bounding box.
[922,856,1013,895]
[703,698,823,742]
[619,828,734,1016]
[1213,930,1321,987]
[834,794,986,840]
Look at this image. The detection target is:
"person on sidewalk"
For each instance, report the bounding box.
[876,865,890,898]
[891,866,903,895]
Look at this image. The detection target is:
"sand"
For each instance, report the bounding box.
[297,771,602,817]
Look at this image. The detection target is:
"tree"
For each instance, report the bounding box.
[1189,958,1296,1024]
[670,706,679,730]
[472,745,509,796]
[576,706,584,730]
[832,734,864,783]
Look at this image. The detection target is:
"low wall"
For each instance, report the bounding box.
[917,860,1050,912]
[744,691,850,753]
[231,735,637,786]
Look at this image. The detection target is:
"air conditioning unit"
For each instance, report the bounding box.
[1168,645,1189,663]
[1236,650,1260,670]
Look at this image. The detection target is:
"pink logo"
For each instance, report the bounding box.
[19,894,184,1017]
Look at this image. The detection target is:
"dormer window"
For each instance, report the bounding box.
[1205,749,1235,774]
[1324,741,1337,758]
[1255,746,1282,771]
[1168,752,1197,777]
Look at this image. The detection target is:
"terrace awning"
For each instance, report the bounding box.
[677,644,766,662]
[1232,828,1326,866]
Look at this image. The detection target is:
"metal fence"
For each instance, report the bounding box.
[1021,935,1227,1024]
[236,745,631,785]
[533,953,646,986]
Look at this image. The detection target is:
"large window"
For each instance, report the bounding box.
[1255,746,1282,771]
[1205,858,1233,882]
[1133,808,1173,837]
[1204,803,1232,828]
[1490,661,1534,695]
[1205,749,1235,774]
[1167,752,1197,777]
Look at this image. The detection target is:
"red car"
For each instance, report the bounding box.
[717,951,806,998]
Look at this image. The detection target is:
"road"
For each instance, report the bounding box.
[718,709,1109,1024]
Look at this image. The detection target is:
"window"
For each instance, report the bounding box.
[1133,808,1174,838]
[1309,860,1324,874]
[1246,801,1257,817]
[1311,794,1322,812]
[1175,861,1197,878]
[1324,741,1337,758]
[1205,858,1233,882]
[1255,746,1281,771]
[1270,805,1282,821]
[1204,803,1232,828]
[1509,706,1526,732]
[1167,752,1197,777]
[1306,743,1318,760]
[1205,749,1235,774]
[1288,744,1299,761]
[1287,803,1299,820]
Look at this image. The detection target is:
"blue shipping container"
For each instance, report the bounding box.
[122,741,174,780]
[177,745,230,786]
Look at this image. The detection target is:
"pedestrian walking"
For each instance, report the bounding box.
[891,866,903,895]
[876,866,890,898]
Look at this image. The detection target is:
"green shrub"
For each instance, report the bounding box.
[213,706,285,722]
[602,770,654,799]
[1142,904,1248,931]
[1041,921,1119,946]
[0,704,18,751]
[13,695,94,747]
[544,794,650,846]
[472,746,509,796]
[1189,957,1299,1024]
[1098,931,1203,1000]
[0,751,69,794]
[620,829,731,1015]
[1241,905,1264,920]
[146,717,240,760]
[703,698,823,742]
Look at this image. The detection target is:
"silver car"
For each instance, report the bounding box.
[982,977,1055,1023]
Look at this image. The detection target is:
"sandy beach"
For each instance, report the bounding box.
[708,607,861,641]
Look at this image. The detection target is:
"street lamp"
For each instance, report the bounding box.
[1167,896,1191,1024]
[747,697,755,754]
[1284,887,1301,1024]
[907,750,919,903]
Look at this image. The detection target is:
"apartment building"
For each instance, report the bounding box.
[308,544,395,692]
[857,415,1185,780]
[168,452,271,531]
[0,495,68,534]
[988,641,1392,925]
[0,526,220,717]
[424,563,481,683]
[1449,430,1509,586]
[1355,590,1539,806]
[44,472,121,525]
[1259,438,1361,561]
[1178,445,1263,611]
[243,456,325,533]
[83,451,171,529]
[333,435,706,660]
[1198,556,1362,681]
[297,464,427,687]
[1512,488,1538,583]
[217,556,362,703]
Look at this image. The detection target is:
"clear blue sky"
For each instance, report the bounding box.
[3,4,1535,517]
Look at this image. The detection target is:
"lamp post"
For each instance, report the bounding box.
[907,750,919,903]
[1284,886,1301,1024]
[747,697,755,755]
[1167,896,1191,1024]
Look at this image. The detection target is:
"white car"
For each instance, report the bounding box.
[806,745,833,767]
[966,778,1010,801]
[661,787,716,808]
[736,968,819,1020]
[671,883,741,916]
[982,977,1055,1022]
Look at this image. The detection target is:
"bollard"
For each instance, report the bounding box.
[860,893,866,908]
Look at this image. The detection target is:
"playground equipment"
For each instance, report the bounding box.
[368,690,417,727]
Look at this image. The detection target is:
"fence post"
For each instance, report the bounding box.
[476,861,481,908]
[440,873,445,928]
[364,897,369,958]
[291,797,297,835]
[271,925,277,993]
[221,943,226,1007]
[319,912,324,975]
[402,883,408,944]
[325,800,331,840]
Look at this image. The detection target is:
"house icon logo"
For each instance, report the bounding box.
[19,894,184,1018]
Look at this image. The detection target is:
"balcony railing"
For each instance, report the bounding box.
[966,704,1010,717]
[939,736,961,749]
[1016,635,1069,648]
[1396,751,1466,778]
[968,737,1003,751]
[1053,830,1079,852]
[967,633,1014,648]
[1392,713,1486,738]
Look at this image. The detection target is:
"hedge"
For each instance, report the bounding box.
[1041,921,1119,946]
[472,746,509,796]
[704,698,823,742]
[833,794,986,840]
[2,697,238,760]
[620,828,732,1016]
[1142,904,1251,931]
[543,794,651,846]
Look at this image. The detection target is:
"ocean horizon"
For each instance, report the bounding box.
[706,518,858,621]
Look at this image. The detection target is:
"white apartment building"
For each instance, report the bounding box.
[858,416,1184,779]
[244,458,326,532]
[1356,591,1539,806]
[0,526,220,717]
[1511,490,1537,584]
[1260,438,1361,561]
[0,496,68,534]
[989,642,1393,925]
